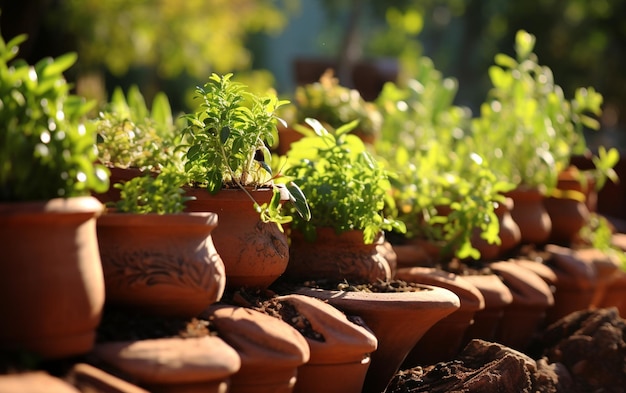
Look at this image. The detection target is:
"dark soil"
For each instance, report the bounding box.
[386,307,626,393]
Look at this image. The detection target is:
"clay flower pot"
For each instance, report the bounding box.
[274,294,378,393]
[0,372,80,393]
[0,196,105,359]
[505,187,552,245]
[462,273,514,345]
[471,197,522,260]
[285,228,393,283]
[202,304,310,393]
[395,267,485,366]
[185,187,290,289]
[295,284,460,393]
[489,261,555,351]
[97,212,226,318]
[92,335,241,393]
[544,169,592,245]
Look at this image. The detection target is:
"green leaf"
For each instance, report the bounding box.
[220,126,231,144]
[287,181,311,220]
[151,92,173,127]
[42,52,77,77]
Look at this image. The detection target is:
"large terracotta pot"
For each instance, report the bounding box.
[274,294,378,393]
[505,187,552,245]
[0,196,105,359]
[97,212,226,317]
[489,261,554,351]
[93,335,241,393]
[202,304,310,393]
[285,228,393,283]
[295,284,460,393]
[93,166,152,205]
[184,187,290,289]
[395,267,485,367]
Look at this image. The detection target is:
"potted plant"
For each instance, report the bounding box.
[96,166,227,318]
[276,69,383,154]
[469,30,618,245]
[0,32,109,359]
[178,73,309,289]
[281,117,405,283]
[93,85,183,204]
[276,118,459,393]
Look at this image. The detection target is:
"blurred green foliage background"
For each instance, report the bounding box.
[0,0,624,146]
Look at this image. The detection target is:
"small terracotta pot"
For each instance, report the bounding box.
[185,187,290,289]
[93,166,153,205]
[471,197,522,260]
[505,187,552,245]
[276,125,305,156]
[286,228,392,283]
[0,372,80,393]
[202,304,310,393]
[92,336,241,393]
[489,261,555,351]
[295,284,460,393]
[395,267,485,366]
[274,294,378,393]
[67,363,149,393]
[0,196,105,359]
[597,271,626,318]
[462,273,514,345]
[391,238,441,269]
[97,212,226,318]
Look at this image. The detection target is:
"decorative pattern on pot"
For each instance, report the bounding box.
[97,212,226,318]
[286,228,392,283]
[202,304,310,393]
[185,187,290,289]
[395,267,485,367]
[0,196,106,359]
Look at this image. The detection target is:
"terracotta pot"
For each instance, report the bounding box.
[276,125,305,156]
[597,271,626,318]
[295,284,460,393]
[391,238,441,269]
[0,196,105,359]
[489,261,554,351]
[97,212,226,317]
[92,335,240,393]
[67,363,149,393]
[0,372,80,393]
[273,294,378,393]
[184,187,290,289]
[286,228,392,283]
[544,169,592,245]
[202,304,310,393]
[462,273,514,345]
[505,187,552,245]
[395,267,485,366]
[93,166,152,205]
[471,197,522,260]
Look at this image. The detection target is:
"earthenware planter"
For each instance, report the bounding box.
[505,187,552,245]
[97,211,226,317]
[92,335,241,393]
[489,261,555,351]
[202,304,310,393]
[471,197,522,260]
[184,187,290,289]
[0,196,105,359]
[295,284,460,393]
[395,267,485,366]
[462,273,514,345]
[274,294,378,393]
[285,228,393,283]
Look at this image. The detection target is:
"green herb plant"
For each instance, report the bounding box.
[470,30,616,195]
[0,32,108,201]
[111,166,192,214]
[283,118,405,245]
[95,85,182,172]
[179,73,309,227]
